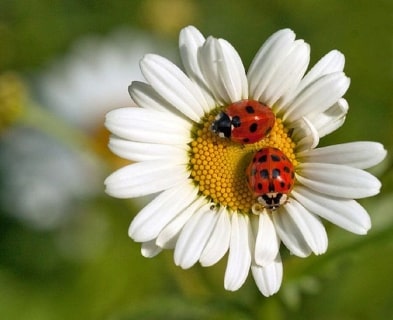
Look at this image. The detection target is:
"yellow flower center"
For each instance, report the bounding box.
[189,107,297,214]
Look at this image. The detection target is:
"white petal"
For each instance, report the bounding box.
[278,50,345,108]
[307,98,348,138]
[199,37,248,104]
[179,26,206,79]
[294,50,345,96]
[272,204,312,257]
[199,207,231,266]
[292,186,371,234]
[248,29,297,100]
[129,81,191,120]
[261,40,309,107]
[174,203,219,269]
[105,161,189,199]
[140,54,208,121]
[282,72,350,123]
[141,240,162,258]
[224,213,252,291]
[254,212,280,266]
[105,107,192,145]
[296,163,382,198]
[288,199,328,255]
[108,136,188,162]
[297,142,387,169]
[289,117,319,152]
[179,26,216,110]
[156,197,206,249]
[251,254,283,297]
[129,81,172,112]
[128,181,198,242]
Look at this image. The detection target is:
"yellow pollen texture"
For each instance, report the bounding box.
[189,113,297,214]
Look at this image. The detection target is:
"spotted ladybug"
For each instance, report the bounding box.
[246,147,295,210]
[211,100,275,144]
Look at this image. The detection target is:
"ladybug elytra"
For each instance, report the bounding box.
[211,100,275,144]
[246,147,295,210]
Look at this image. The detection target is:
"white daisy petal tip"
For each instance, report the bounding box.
[251,254,283,297]
[199,35,248,103]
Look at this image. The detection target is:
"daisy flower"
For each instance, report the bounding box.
[104,26,386,296]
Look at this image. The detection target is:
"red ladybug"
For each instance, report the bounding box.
[211,100,275,144]
[246,147,295,210]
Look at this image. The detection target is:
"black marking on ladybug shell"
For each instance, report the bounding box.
[231,116,241,128]
[243,138,250,143]
[280,181,286,188]
[258,155,267,163]
[249,123,258,133]
[257,183,263,190]
[283,166,290,173]
[245,105,255,113]
[271,154,281,162]
[260,169,269,179]
[272,168,280,178]
[269,181,275,192]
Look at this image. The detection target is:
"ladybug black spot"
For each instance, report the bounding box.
[232,116,241,128]
[260,169,269,179]
[272,168,280,178]
[280,182,286,188]
[258,155,267,163]
[243,138,250,143]
[257,183,263,190]
[268,182,275,192]
[271,154,280,162]
[249,123,258,133]
[283,166,290,173]
[245,106,255,113]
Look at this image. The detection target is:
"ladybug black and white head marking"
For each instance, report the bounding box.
[257,192,288,211]
[211,112,237,139]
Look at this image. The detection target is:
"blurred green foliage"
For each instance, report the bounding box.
[0,0,392,319]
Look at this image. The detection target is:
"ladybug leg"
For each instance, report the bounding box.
[251,203,264,215]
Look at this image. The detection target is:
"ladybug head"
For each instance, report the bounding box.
[257,192,288,211]
[211,112,232,138]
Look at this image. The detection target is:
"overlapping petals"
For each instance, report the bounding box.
[104,25,386,297]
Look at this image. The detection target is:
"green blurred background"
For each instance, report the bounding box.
[1,0,392,319]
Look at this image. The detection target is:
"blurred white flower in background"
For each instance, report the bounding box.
[0,28,173,231]
[0,127,100,229]
[38,28,174,132]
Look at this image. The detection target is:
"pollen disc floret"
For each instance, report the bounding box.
[190,104,297,214]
